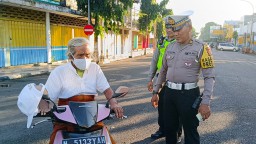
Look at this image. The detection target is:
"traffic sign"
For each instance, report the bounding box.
[84,24,94,36]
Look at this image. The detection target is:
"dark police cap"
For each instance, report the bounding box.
[168,10,193,31]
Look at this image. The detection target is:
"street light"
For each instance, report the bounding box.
[240,0,254,51]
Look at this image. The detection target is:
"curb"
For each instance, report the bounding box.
[0,60,65,81]
[0,71,50,81]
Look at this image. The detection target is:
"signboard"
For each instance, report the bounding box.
[210,25,222,38]
[84,25,94,36]
[212,30,224,35]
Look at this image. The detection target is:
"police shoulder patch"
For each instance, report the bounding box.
[200,44,214,69]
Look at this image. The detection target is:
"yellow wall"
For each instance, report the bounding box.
[0,20,46,48]
[1,20,87,49]
[51,25,88,47]
[51,25,72,47]
[0,20,10,48]
[74,27,88,38]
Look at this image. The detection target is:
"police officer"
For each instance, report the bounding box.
[151,11,215,144]
[147,15,182,141]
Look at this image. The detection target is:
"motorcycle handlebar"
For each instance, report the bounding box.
[39,91,127,116]
[35,97,65,118]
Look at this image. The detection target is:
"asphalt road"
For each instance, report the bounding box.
[0,49,256,144]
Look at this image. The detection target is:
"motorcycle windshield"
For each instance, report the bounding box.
[69,101,98,128]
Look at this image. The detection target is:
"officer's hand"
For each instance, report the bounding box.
[198,104,211,120]
[151,94,159,108]
[147,81,153,92]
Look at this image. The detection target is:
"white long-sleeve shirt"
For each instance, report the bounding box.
[45,62,110,101]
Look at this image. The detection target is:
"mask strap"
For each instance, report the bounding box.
[70,52,75,59]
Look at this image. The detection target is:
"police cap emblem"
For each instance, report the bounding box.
[168,17,175,25]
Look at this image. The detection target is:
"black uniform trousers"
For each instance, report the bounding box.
[158,85,166,132]
[163,86,200,144]
[158,86,183,137]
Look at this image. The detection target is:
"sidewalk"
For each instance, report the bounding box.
[0,48,153,81]
[0,61,66,81]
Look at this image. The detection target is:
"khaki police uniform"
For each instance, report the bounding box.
[153,11,215,144]
[148,37,175,135]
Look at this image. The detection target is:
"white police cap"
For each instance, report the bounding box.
[168,10,193,31]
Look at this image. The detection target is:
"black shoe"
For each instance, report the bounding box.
[177,135,182,143]
[151,130,165,139]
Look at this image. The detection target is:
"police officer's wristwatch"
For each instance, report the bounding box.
[152,91,159,95]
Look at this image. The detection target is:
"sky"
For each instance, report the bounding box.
[164,0,256,33]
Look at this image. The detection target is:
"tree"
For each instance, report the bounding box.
[233,31,238,45]
[199,22,219,42]
[156,19,164,39]
[138,0,159,34]
[138,0,159,54]
[192,27,199,38]
[157,0,172,38]
[155,8,172,39]
[139,0,170,34]
[138,0,170,53]
[77,0,133,37]
[224,24,234,42]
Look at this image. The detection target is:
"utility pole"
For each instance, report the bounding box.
[88,0,90,25]
[129,6,133,58]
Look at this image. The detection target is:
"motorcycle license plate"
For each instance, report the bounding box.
[62,136,106,144]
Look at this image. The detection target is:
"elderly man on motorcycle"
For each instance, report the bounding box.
[37,37,123,144]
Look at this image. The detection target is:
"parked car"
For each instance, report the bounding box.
[217,43,239,52]
[209,42,218,49]
[237,44,244,49]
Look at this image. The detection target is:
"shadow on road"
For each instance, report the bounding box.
[131,137,166,144]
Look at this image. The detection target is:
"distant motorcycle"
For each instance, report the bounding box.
[30,86,128,144]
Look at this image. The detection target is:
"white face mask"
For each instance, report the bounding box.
[70,53,92,70]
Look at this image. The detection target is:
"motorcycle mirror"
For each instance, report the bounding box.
[113,86,129,98]
[105,86,128,108]
[115,86,129,94]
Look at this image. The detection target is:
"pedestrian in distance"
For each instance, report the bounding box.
[147,15,182,142]
[151,11,215,144]
[35,37,123,144]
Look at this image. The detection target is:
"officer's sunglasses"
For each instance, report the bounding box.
[165,24,172,29]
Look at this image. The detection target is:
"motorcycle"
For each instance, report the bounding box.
[30,86,128,144]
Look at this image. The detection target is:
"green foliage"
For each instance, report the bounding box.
[156,20,164,39]
[192,27,199,38]
[155,8,173,38]
[77,0,133,37]
[161,9,173,17]
[233,31,238,45]
[158,0,172,16]
[138,0,159,34]
[138,0,171,36]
